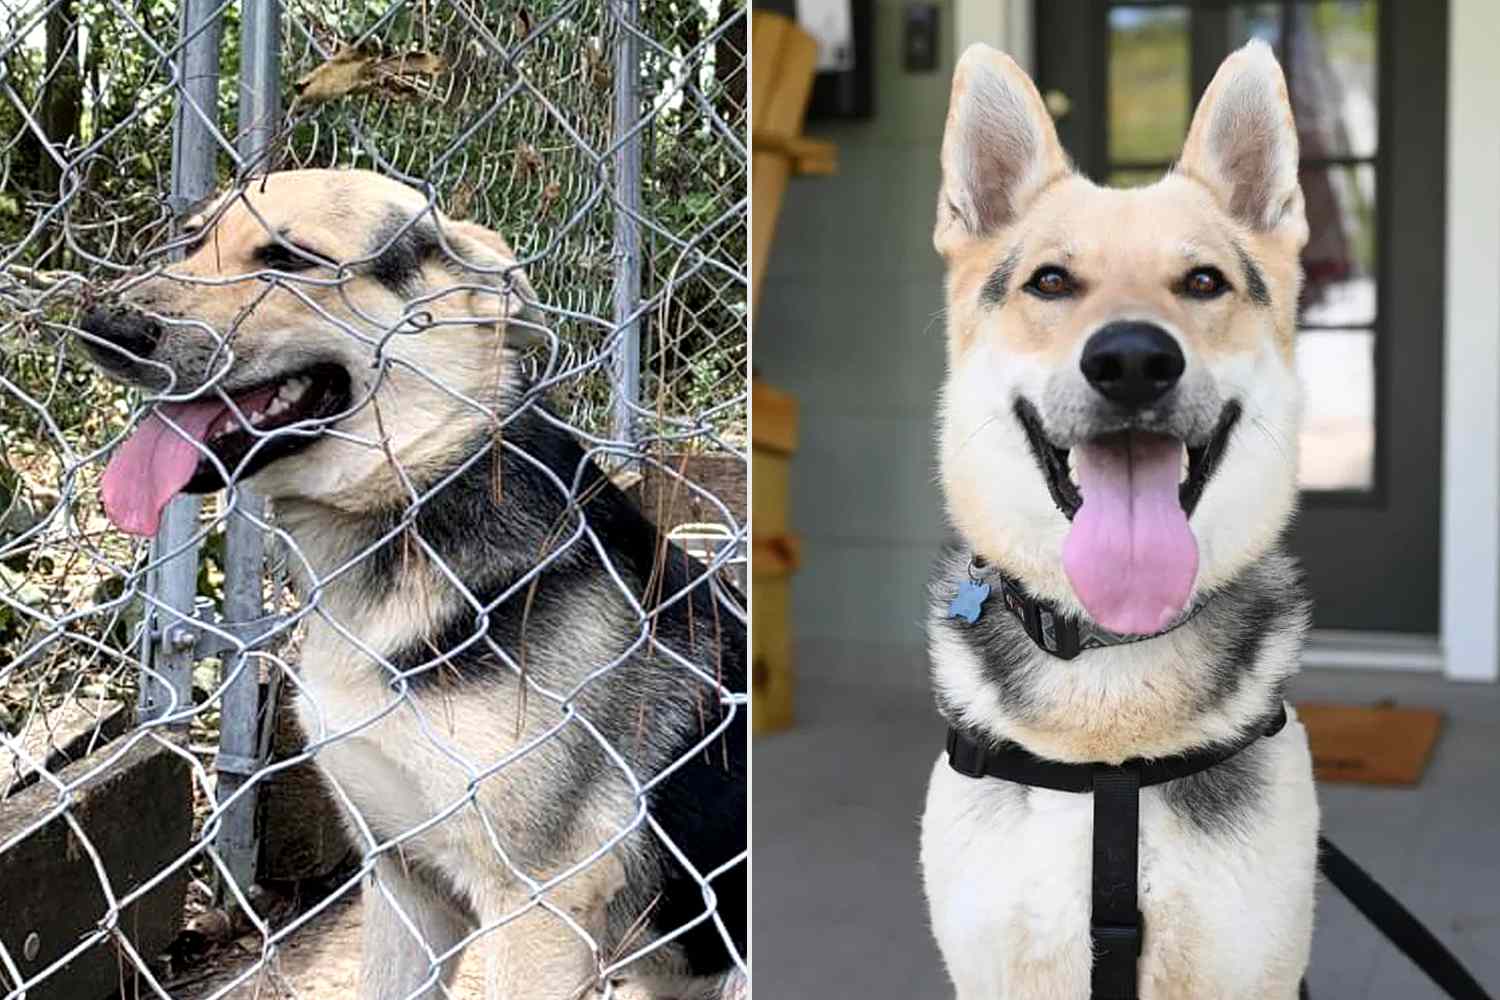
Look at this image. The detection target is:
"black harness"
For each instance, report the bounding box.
[943,570,1493,1000]
[947,707,1288,1000]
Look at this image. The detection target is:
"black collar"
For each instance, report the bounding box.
[950,557,1211,661]
[945,701,1288,792]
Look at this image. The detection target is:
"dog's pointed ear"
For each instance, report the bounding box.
[444,220,549,348]
[935,44,1069,256]
[1179,40,1306,239]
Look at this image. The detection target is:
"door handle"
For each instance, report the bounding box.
[1043,89,1073,120]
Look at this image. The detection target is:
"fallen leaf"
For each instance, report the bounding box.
[293,44,446,106]
[539,178,562,214]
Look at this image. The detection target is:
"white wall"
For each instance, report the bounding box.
[955,0,1030,72]
[754,0,1035,654]
[1442,0,1500,682]
[754,0,958,649]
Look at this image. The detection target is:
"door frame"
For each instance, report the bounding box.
[956,0,1500,681]
[1441,0,1500,682]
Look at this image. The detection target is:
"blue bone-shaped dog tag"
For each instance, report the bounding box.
[948,580,991,624]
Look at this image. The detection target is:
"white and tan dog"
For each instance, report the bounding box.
[920,42,1319,999]
[81,170,746,1000]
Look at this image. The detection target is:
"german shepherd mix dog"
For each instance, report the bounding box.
[921,43,1318,999]
[78,170,746,1000]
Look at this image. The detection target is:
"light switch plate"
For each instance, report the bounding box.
[904,3,939,73]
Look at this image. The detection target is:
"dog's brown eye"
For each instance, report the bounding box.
[1183,267,1229,299]
[1025,266,1077,300]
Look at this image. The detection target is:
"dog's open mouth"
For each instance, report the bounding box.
[101,363,351,536]
[1015,399,1240,521]
[1015,398,1241,636]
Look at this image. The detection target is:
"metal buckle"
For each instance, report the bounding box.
[1092,914,1144,956]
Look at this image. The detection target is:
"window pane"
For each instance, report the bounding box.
[1229,4,1282,50]
[1300,163,1376,326]
[1108,6,1190,163]
[1290,1,1379,158]
[1296,330,1374,491]
[1108,167,1168,189]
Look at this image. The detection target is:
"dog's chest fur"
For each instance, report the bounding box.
[281,505,669,883]
[269,417,748,977]
[920,548,1318,999]
[921,739,1318,1000]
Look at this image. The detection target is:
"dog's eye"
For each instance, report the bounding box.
[1182,267,1230,299]
[178,227,208,256]
[255,241,322,273]
[1025,266,1078,300]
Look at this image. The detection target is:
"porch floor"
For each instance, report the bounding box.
[753,641,1500,999]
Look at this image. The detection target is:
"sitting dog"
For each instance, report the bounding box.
[920,43,1318,999]
[80,169,746,999]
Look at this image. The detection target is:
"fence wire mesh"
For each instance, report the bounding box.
[0,0,747,995]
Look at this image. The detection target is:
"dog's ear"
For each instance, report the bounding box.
[443,220,549,348]
[935,44,1069,256]
[1179,40,1306,240]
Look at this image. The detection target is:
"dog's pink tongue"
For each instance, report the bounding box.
[101,400,229,537]
[1062,432,1198,636]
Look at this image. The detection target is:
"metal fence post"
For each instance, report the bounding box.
[213,0,281,896]
[611,0,643,445]
[141,0,223,727]
[237,0,281,171]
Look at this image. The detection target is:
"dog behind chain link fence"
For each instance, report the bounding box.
[0,1,748,996]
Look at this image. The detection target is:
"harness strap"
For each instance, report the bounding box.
[945,706,1287,1000]
[1091,767,1142,1000]
[945,704,1288,791]
[943,708,1495,1000]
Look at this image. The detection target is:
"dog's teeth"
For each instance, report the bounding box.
[278,376,310,404]
[265,395,291,418]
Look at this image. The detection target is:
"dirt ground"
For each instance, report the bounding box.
[169,895,747,999]
[172,894,491,999]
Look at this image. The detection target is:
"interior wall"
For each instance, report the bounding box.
[754,0,958,648]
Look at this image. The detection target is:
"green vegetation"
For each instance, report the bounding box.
[1108,7,1190,165]
[0,0,747,725]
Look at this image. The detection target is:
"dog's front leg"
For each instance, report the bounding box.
[473,860,624,1000]
[361,855,473,1000]
[478,903,601,1000]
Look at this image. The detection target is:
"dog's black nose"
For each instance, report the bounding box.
[80,306,161,360]
[1080,322,1185,408]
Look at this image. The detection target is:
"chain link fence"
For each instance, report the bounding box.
[0,0,747,995]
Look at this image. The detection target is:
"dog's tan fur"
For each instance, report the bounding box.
[85,169,745,999]
[922,42,1319,999]
[943,178,1304,365]
[144,173,637,998]
[933,43,1308,635]
[118,169,536,516]
[936,51,1305,371]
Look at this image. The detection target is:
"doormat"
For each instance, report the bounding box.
[1295,702,1443,786]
